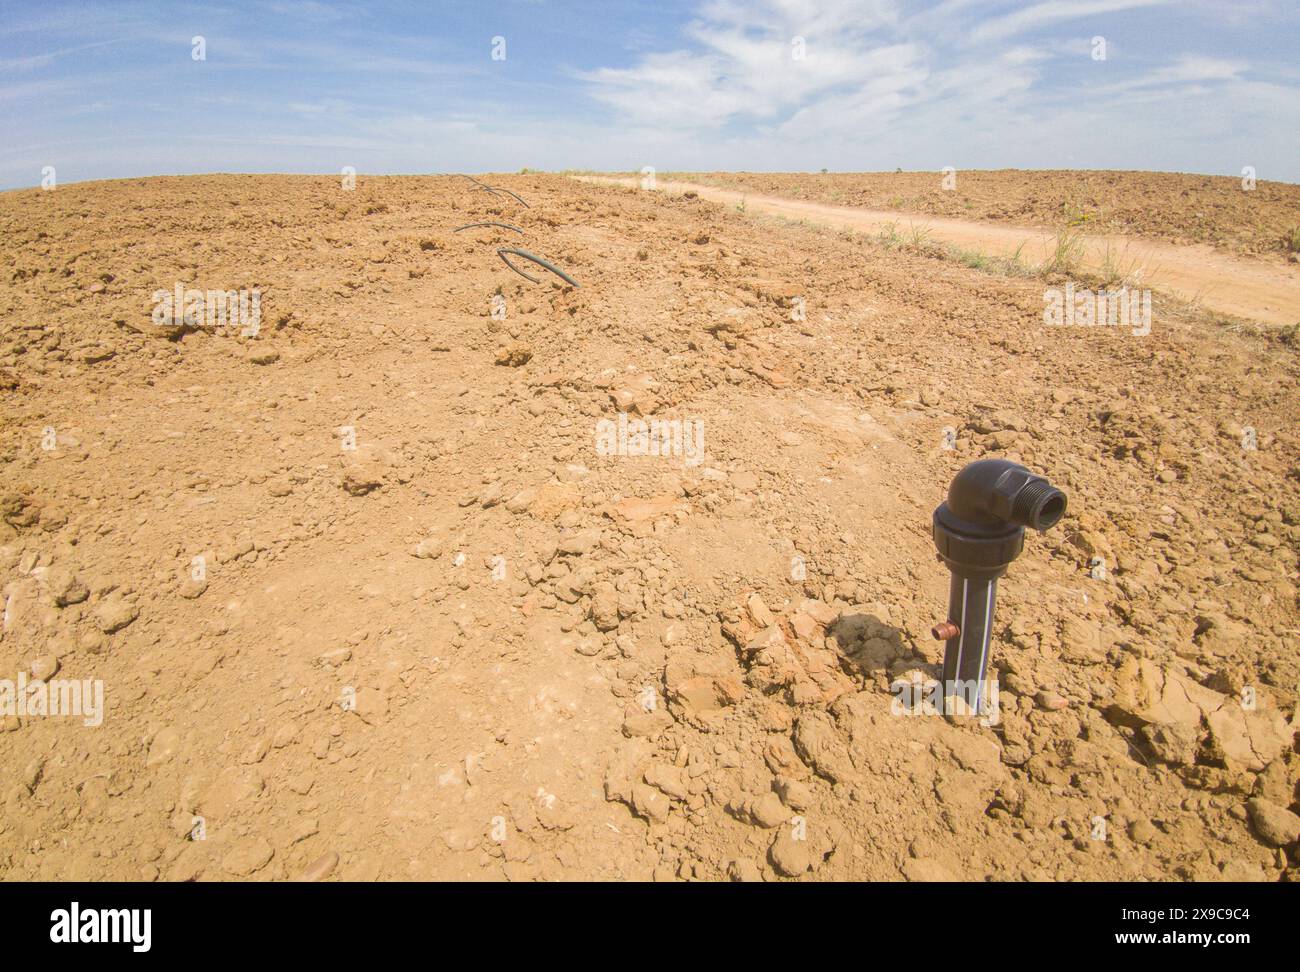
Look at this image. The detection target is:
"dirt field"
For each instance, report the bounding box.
[582,175,1300,327]
[664,170,1300,257]
[1,172,1297,882]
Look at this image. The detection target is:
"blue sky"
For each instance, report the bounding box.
[2,0,1297,189]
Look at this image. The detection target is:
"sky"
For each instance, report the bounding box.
[1,0,1297,189]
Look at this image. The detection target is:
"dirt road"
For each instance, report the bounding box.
[579,176,1300,327]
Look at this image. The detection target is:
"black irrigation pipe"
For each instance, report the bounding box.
[485,186,530,208]
[457,174,530,208]
[497,248,580,288]
[453,222,524,234]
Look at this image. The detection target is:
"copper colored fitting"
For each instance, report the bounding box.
[931,621,960,641]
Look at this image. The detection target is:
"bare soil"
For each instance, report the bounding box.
[582,176,1300,327]
[1,173,1297,882]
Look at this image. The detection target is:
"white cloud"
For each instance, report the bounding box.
[966,0,1172,45]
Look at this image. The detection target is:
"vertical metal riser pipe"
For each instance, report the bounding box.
[940,574,997,717]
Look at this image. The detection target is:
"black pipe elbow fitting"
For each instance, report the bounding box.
[933,459,1067,579]
[930,459,1067,718]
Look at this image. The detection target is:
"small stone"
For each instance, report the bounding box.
[589,582,620,632]
[1246,798,1300,847]
[146,727,182,768]
[622,708,673,739]
[505,487,537,513]
[727,859,764,882]
[558,531,600,556]
[644,763,688,800]
[222,838,274,876]
[630,783,670,823]
[411,537,442,559]
[776,778,813,811]
[240,737,270,765]
[93,595,138,633]
[769,829,811,876]
[495,345,532,367]
[47,568,89,607]
[295,852,339,882]
[179,576,208,599]
[1034,690,1069,711]
[351,687,389,725]
[29,655,59,681]
[1128,819,1157,846]
[750,791,789,828]
[248,349,280,366]
[746,593,775,628]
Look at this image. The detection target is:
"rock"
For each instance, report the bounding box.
[351,687,389,725]
[1034,690,1069,711]
[1128,819,1157,846]
[630,782,670,823]
[776,777,813,811]
[222,838,274,876]
[1252,757,1298,807]
[411,537,442,559]
[46,568,89,607]
[93,595,138,633]
[240,737,270,764]
[589,582,620,632]
[339,444,391,496]
[792,713,856,784]
[1246,798,1300,847]
[671,674,745,720]
[1195,614,1249,656]
[29,655,59,681]
[797,599,840,627]
[146,727,182,768]
[622,707,673,739]
[644,764,688,800]
[763,735,809,779]
[1139,722,1201,766]
[248,349,279,366]
[505,488,537,513]
[746,593,775,628]
[1059,617,1104,664]
[750,792,789,828]
[1205,704,1292,773]
[1106,658,1220,729]
[788,611,819,641]
[179,576,208,599]
[558,531,600,556]
[727,859,764,882]
[495,345,532,367]
[769,829,811,877]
